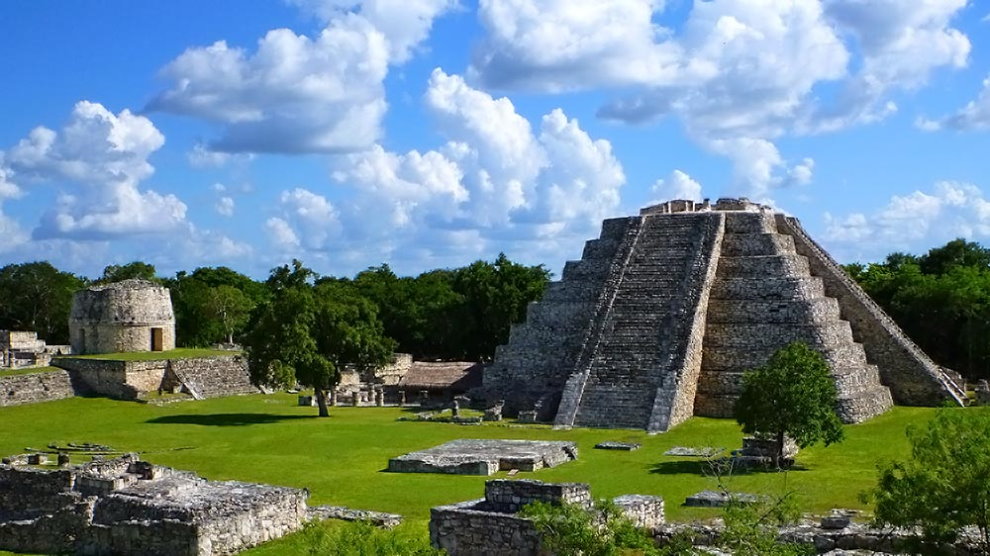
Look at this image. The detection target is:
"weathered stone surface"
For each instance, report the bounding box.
[664,446,722,457]
[975,380,990,406]
[388,439,578,475]
[0,454,307,555]
[0,369,76,407]
[684,489,759,507]
[594,441,641,451]
[486,198,960,433]
[308,505,402,528]
[430,479,665,556]
[69,279,175,355]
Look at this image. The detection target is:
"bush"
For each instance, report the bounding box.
[867,408,990,551]
[519,499,658,556]
[301,520,441,556]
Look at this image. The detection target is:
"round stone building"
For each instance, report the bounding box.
[69,279,175,355]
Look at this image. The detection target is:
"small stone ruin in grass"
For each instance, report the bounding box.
[430,479,665,556]
[663,446,722,457]
[594,441,641,451]
[388,439,578,475]
[731,436,799,468]
[683,489,760,508]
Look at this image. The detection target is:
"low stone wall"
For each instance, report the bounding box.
[166,356,257,399]
[485,479,591,512]
[51,355,256,401]
[0,370,76,407]
[430,499,544,556]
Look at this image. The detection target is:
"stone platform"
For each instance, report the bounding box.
[388,439,578,475]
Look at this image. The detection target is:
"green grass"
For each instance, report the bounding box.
[0,366,61,377]
[60,348,238,361]
[0,395,975,555]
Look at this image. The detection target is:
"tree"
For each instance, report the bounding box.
[735,342,845,466]
[868,409,990,551]
[207,285,254,344]
[243,262,395,417]
[0,261,85,344]
[99,261,159,283]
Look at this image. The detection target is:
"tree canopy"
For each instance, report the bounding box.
[846,238,990,381]
[243,261,395,416]
[868,409,990,551]
[0,262,85,344]
[735,341,845,466]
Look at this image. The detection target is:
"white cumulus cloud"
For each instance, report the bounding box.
[652,170,703,202]
[3,101,187,240]
[918,74,990,132]
[824,181,990,262]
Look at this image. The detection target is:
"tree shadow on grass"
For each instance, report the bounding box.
[649,459,809,476]
[146,413,315,427]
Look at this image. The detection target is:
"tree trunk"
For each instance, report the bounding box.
[315,386,330,417]
[776,429,786,469]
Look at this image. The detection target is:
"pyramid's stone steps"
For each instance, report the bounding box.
[571,214,713,429]
[696,212,893,424]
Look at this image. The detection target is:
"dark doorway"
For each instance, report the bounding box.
[151,328,164,351]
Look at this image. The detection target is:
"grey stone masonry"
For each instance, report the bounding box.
[69,279,176,355]
[486,198,959,433]
[697,209,893,423]
[430,479,665,556]
[0,369,76,407]
[388,439,577,475]
[0,454,307,555]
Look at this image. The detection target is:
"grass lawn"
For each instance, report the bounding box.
[0,394,971,555]
[59,348,238,361]
[0,366,62,377]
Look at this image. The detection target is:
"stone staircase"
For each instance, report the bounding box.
[486,217,640,419]
[695,212,893,423]
[562,213,717,429]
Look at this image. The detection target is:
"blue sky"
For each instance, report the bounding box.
[1,0,989,280]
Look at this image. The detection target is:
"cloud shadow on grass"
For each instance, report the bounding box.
[146,413,315,427]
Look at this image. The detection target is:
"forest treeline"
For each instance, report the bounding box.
[0,254,549,362]
[844,238,990,381]
[4,238,990,380]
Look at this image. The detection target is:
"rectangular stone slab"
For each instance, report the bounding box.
[387,439,578,476]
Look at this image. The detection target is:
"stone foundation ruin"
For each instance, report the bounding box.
[1,330,71,369]
[486,198,966,432]
[0,453,307,555]
[429,479,664,556]
[70,279,176,355]
[388,439,578,475]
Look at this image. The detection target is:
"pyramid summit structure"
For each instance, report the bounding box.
[485,198,966,432]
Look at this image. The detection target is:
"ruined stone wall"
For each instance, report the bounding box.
[0,370,77,407]
[430,500,543,556]
[484,479,592,512]
[166,355,258,399]
[53,358,154,400]
[338,353,412,393]
[0,331,44,351]
[69,279,175,355]
[0,456,308,556]
[775,215,963,406]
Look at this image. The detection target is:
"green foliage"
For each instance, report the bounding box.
[0,261,85,344]
[846,238,990,380]
[867,408,990,550]
[98,261,159,283]
[298,521,441,556]
[244,261,395,416]
[519,499,658,556]
[719,493,813,556]
[348,254,549,360]
[736,342,845,465]
[169,266,265,347]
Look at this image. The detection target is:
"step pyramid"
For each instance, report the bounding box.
[485,198,965,432]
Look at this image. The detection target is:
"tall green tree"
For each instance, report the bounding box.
[735,342,845,466]
[169,266,265,347]
[0,261,85,344]
[244,262,395,417]
[868,409,990,551]
[98,261,159,283]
